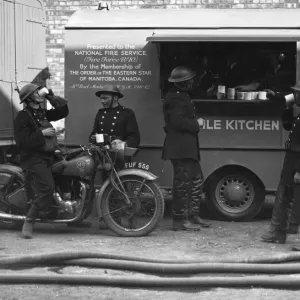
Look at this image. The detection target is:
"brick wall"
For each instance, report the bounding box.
[43,0,299,97]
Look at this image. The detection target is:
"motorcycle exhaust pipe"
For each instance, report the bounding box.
[0,212,25,222]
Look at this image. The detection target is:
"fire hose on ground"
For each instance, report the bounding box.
[2,250,300,289]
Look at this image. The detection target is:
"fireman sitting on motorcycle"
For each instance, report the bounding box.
[89,84,140,149]
[14,83,69,239]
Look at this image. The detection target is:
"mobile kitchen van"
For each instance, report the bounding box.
[64,8,300,221]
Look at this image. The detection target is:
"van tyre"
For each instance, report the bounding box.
[99,175,164,237]
[206,168,265,221]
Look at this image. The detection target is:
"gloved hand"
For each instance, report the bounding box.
[294,172,300,184]
[111,139,125,151]
[46,89,68,107]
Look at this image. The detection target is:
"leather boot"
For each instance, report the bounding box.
[21,205,38,239]
[173,219,201,231]
[189,215,211,228]
[21,219,34,239]
[261,226,287,244]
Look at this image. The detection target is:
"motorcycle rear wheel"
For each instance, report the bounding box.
[0,167,25,230]
[99,175,164,237]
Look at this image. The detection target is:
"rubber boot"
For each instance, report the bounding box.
[288,185,300,234]
[261,226,287,244]
[21,205,38,239]
[189,215,212,228]
[173,219,201,231]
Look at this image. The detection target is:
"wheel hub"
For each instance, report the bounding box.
[216,175,254,213]
[223,182,246,204]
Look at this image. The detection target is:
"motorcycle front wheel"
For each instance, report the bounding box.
[99,175,165,237]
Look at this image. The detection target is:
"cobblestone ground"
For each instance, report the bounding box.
[1,213,300,300]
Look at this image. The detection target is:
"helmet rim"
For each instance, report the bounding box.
[95,85,124,98]
[19,84,41,103]
[168,66,196,83]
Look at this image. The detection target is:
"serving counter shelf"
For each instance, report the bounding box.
[192,99,270,103]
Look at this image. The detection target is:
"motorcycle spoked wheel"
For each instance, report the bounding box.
[99,175,165,237]
[0,168,25,230]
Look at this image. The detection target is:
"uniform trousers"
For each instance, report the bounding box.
[271,151,300,230]
[25,161,55,217]
[171,158,204,220]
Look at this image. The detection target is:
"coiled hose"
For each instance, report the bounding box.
[2,250,300,289]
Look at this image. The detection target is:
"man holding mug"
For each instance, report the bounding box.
[162,65,211,231]
[89,85,140,149]
[14,84,69,239]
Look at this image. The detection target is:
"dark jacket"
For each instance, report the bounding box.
[89,105,140,148]
[282,106,300,152]
[162,87,200,161]
[14,97,69,168]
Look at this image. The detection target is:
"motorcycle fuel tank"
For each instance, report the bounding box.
[61,155,95,177]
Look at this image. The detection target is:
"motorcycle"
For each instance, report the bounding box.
[0,135,165,237]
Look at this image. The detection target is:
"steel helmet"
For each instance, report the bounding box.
[291,81,300,92]
[95,84,124,98]
[19,84,41,103]
[168,66,196,83]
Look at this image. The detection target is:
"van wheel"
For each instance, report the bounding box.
[206,168,265,221]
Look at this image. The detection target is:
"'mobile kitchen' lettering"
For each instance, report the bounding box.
[203,119,280,131]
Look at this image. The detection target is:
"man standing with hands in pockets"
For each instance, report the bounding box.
[162,66,211,231]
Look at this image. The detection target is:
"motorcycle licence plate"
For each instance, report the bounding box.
[124,161,150,171]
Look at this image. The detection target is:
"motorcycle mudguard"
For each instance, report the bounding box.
[96,168,157,204]
[0,164,25,182]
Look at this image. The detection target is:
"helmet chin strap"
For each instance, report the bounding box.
[109,95,118,108]
[175,81,192,91]
[27,97,42,107]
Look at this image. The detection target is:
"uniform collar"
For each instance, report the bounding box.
[101,104,122,111]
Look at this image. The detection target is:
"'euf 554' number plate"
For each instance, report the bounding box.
[125,161,150,171]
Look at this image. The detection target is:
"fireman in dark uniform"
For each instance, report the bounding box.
[162,66,211,231]
[14,84,69,239]
[89,85,140,148]
[261,81,300,244]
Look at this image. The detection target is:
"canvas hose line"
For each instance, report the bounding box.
[1,251,300,288]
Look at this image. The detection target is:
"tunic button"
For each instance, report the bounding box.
[117,111,120,114]
[111,129,114,132]
[102,116,105,118]
[114,117,116,119]
[112,123,115,126]
[101,122,103,124]
[104,111,107,114]
[101,129,103,131]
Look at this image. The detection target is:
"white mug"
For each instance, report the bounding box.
[285,93,295,105]
[95,133,104,143]
[227,88,235,99]
[38,87,49,97]
[245,92,252,101]
[218,85,226,93]
[258,91,267,100]
[236,91,245,100]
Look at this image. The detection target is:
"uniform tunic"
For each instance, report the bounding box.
[162,87,204,220]
[162,87,200,161]
[14,99,68,167]
[89,105,140,148]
